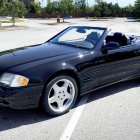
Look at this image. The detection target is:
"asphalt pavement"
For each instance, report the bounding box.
[0,18,140,140]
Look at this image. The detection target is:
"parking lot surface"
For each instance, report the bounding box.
[0,18,140,140]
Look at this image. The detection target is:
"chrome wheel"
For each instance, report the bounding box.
[48,79,75,113]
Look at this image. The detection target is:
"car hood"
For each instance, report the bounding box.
[0,43,86,72]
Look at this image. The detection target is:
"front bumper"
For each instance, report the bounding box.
[0,85,44,109]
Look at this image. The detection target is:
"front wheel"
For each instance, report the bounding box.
[42,75,78,116]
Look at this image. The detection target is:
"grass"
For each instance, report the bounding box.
[0,18,26,30]
[0,18,25,23]
[0,25,28,30]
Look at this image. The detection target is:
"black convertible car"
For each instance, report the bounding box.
[0,26,140,115]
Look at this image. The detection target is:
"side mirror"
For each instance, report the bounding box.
[101,42,120,54]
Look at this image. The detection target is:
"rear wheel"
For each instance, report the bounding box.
[42,75,78,116]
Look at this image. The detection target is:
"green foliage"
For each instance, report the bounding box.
[95,0,103,4]
[125,5,134,16]
[93,4,101,17]
[29,1,42,14]
[46,0,56,14]
[4,0,27,17]
[60,0,74,15]
[112,3,121,17]
[126,5,134,13]
[27,0,140,18]
[75,0,86,14]
[1,0,138,19]
[135,0,140,16]
[52,1,60,12]
[94,1,116,17]
[0,0,9,14]
[0,0,27,26]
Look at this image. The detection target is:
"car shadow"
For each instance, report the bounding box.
[0,79,139,132]
[0,107,55,132]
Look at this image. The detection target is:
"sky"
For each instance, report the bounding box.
[41,0,136,7]
[89,0,136,7]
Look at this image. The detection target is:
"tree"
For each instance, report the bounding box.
[112,3,121,17]
[8,0,27,26]
[74,0,86,14]
[93,1,122,17]
[36,0,136,18]
[52,1,61,12]
[93,4,101,18]
[103,4,111,16]
[0,0,9,14]
[29,1,42,14]
[135,0,140,17]
[125,5,134,17]
[60,0,74,15]
[46,0,54,14]
[0,0,27,26]
[60,0,74,22]
[95,0,103,5]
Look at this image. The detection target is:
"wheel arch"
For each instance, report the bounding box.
[43,69,80,92]
[39,69,81,108]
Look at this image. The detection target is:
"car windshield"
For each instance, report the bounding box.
[50,26,106,49]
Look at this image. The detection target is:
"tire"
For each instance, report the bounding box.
[41,75,78,116]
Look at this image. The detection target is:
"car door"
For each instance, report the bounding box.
[124,44,140,79]
[77,51,99,94]
[97,44,140,87]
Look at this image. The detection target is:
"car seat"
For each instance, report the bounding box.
[85,32,100,45]
[113,32,130,46]
[106,32,131,46]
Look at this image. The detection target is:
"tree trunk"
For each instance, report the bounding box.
[12,16,15,26]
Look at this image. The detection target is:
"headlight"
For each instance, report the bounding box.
[0,73,29,87]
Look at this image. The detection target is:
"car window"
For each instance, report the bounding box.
[50,27,105,49]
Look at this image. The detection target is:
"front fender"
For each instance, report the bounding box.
[8,60,78,86]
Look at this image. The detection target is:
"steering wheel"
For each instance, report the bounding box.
[86,39,96,46]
